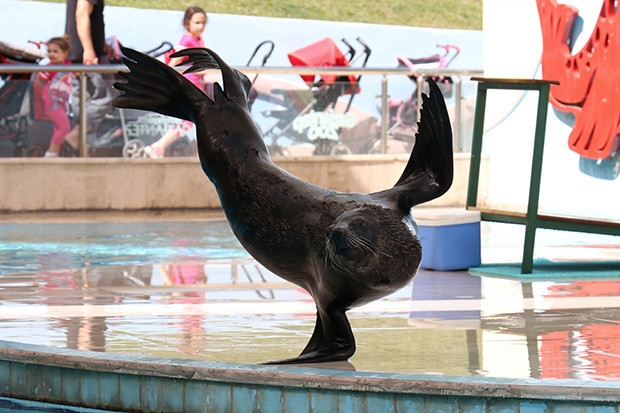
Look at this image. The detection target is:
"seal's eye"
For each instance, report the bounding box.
[352,217,369,233]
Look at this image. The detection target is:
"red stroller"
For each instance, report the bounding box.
[258,37,371,155]
[288,37,366,114]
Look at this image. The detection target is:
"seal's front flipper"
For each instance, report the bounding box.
[171,48,253,108]
[371,79,454,214]
[113,46,207,123]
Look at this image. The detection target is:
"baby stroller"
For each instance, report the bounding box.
[380,44,459,149]
[0,39,119,157]
[258,37,371,155]
[0,40,47,157]
[0,38,192,157]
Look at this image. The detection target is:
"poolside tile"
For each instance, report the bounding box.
[518,400,550,413]
[80,369,100,407]
[26,363,44,399]
[254,385,282,413]
[0,361,10,393]
[206,381,232,412]
[98,372,120,409]
[41,365,62,402]
[139,375,162,411]
[282,386,309,413]
[549,401,588,412]
[118,373,141,411]
[487,398,522,412]
[232,385,259,412]
[394,393,425,412]
[9,362,27,398]
[338,391,367,412]
[453,396,485,413]
[579,380,620,400]
[425,394,458,412]
[61,367,82,404]
[585,406,617,413]
[369,391,397,412]
[309,388,338,412]
[160,378,185,412]
[184,380,208,413]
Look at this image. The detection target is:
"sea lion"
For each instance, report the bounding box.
[113,46,453,364]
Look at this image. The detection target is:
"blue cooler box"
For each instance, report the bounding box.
[415,209,481,271]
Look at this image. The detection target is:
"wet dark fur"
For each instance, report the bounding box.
[113,46,453,364]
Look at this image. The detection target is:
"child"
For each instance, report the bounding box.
[144,6,209,159]
[34,36,74,157]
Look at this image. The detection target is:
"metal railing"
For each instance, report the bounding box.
[0,64,483,156]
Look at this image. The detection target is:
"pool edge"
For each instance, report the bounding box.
[0,340,619,412]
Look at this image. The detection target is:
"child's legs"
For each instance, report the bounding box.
[155,128,182,149]
[153,120,194,150]
[48,109,71,147]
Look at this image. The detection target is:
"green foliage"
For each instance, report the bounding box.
[40,0,482,30]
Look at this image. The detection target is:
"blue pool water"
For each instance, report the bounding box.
[0,220,248,276]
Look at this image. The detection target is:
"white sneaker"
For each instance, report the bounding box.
[143,145,163,159]
[44,151,58,157]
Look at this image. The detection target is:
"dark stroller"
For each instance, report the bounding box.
[0,41,46,157]
[257,37,371,155]
[0,38,194,157]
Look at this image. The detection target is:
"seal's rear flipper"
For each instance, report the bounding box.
[371,79,454,214]
[261,309,355,365]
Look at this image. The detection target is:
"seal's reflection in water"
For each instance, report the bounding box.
[408,272,483,376]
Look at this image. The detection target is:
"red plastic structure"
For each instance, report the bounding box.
[537,0,620,160]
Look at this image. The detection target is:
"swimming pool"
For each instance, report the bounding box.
[1,214,620,381]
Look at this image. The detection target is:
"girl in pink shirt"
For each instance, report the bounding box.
[34,36,73,157]
[144,7,209,158]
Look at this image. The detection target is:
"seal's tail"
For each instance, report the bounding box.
[372,79,453,213]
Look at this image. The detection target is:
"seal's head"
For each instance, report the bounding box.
[325,205,421,291]
[326,207,381,275]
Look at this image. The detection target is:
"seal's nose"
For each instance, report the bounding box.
[327,225,352,256]
[327,223,346,239]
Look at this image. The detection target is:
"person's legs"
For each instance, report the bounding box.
[144,128,179,158]
[64,125,80,149]
[45,109,71,157]
[66,72,116,151]
[145,120,194,158]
